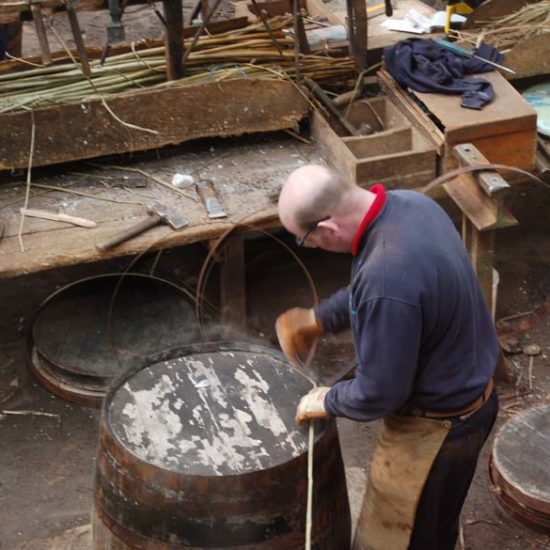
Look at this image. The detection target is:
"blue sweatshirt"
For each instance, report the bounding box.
[316,190,499,421]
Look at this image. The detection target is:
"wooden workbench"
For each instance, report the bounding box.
[0,135,315,280]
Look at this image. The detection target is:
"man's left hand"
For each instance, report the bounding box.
[296,386,331,425]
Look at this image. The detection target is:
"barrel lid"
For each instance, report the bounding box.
[107,345,315,476]
[492,403,550,507]
[32,274,198,379]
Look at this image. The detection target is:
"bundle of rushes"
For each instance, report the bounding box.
[0,16,355,114]
[450,0,550,50]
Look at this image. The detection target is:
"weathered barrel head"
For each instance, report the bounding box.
[490,403,550,533]
[32,273,199,379]
[107,345,314,475]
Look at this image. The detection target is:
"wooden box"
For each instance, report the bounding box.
[312,96,437,189]
[379,69,537,173]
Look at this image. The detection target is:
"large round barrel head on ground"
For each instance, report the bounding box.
[30,273,199,405]
[490,403,550,533]
[93,343,351,549]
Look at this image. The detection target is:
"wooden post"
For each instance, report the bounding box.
[30,6,53,65]
[346,0,367,72]
[220,235,247,335]
[352,0,367,71]
[163,0,184,80]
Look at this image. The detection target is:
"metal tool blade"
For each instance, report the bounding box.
[196,180,227,219]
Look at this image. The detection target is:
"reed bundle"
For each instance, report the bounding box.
[450,0,550,50]
[0,16,355,114]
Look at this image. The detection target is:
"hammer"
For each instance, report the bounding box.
[96,201,188,252]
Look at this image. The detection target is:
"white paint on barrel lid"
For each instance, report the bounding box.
[234,366,286,437]
[110,351,311,475]
[121,374,185,464]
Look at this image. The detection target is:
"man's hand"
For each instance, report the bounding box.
[275,308,323,365]
[296,386,331,425]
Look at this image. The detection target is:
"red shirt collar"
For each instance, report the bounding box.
[351,184,386,256]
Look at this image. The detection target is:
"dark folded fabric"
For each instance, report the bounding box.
[384,38,505,110]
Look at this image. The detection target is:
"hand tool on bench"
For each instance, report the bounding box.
[196,179,227,219]
[65,0,92,77]
[20,207,97,228]
[96,201,188,252]
[436,38,516,74]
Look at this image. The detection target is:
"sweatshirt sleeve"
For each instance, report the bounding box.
[314,287,351,334]
[324,297,422,421]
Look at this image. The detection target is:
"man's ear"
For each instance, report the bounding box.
[317,218,339,234]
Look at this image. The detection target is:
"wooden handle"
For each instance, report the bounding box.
[20,208,97,228]
[96,214,160,252]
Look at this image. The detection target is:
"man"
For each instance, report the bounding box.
[276,164,499,550]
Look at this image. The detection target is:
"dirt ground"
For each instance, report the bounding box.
[1,4,550,550]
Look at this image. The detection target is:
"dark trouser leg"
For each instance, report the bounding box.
[408,389,499,550]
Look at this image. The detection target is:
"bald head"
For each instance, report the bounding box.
[278,165,354,232]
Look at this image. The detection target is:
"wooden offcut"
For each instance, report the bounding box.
[0,78,309,170]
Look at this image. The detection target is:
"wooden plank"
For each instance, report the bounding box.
[443,174,518,231]
[0,79,309,170]
[355,149,435,185]
[342,127,412,158]
[504,35,550,81]
[412,71,537,144]
[306,0,441,52]
[311,109,360,183]
[378,69,445,155]
[0,202,279,278]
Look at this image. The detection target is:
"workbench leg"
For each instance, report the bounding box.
[466,223,512,382]
[220,235,247,336]
[469,225,496,317]
[163,0,184,80]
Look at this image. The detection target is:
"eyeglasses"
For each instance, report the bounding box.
[295,216,329,247]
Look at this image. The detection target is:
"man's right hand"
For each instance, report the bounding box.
[275,308,323,365]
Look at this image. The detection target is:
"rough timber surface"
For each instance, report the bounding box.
[0,79,309,170]
[0,135,316,279]
[306,0,442,52]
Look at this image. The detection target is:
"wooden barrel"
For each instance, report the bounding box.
[489,403,550,533]
[93,342,351,549]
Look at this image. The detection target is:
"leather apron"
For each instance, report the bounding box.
[352,415,451,550]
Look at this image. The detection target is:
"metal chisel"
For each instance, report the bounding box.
[196,179,227,219]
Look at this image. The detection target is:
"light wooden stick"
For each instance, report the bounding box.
[20,207,97,228]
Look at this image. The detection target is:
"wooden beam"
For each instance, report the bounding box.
[30,5,52,65]
[163,0,184,80]
[0,79,309,170]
